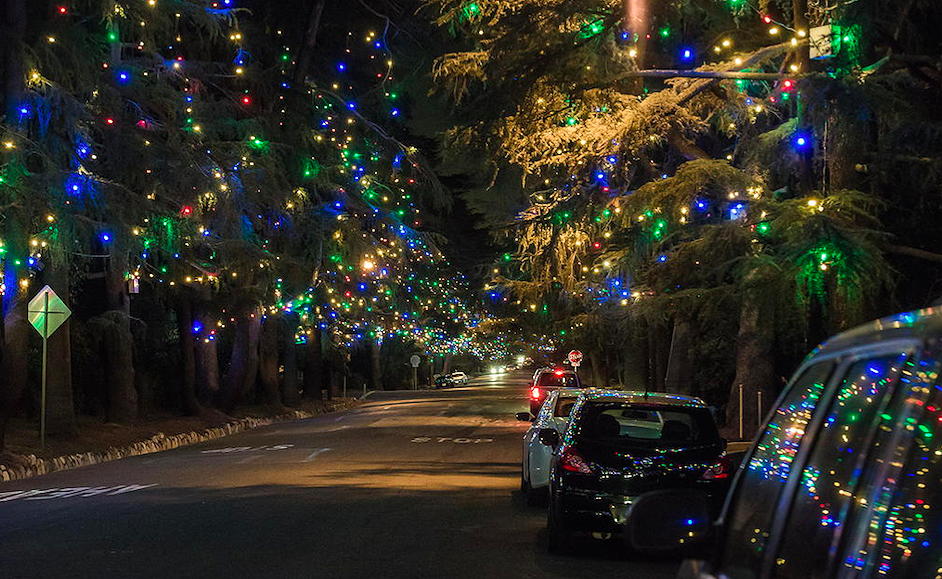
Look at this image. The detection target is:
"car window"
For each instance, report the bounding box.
[537,373,579,388]
[773,354,908,578]
[838,356,941,577]
[719,361,833,579]
[575,402,718,445]
[554,397,577,418]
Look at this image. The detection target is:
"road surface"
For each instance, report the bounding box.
[0,372,678,578]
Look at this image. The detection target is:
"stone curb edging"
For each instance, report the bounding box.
[0,400,358,483]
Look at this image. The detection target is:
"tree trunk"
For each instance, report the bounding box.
[370,338,382,391]
[174,298,201,416]
[1,0,27,119]
[664,316,694,395]
[0,0,28,451]
[99,311,138,423]
[622,0,649,92]
[647,320,668,392]
[725,289,776,439]
[293,0,325,85]
[195,315,219,407]
[102,250,137,422]
[329,363,343,399]
[44,262,76,435]
[220,307,261,410]
[133,297,167,418]
[302,328,324,399]
[281,314,300,406]
[1,244,29,450]
[587,351,602,387]
[257,314,281,407]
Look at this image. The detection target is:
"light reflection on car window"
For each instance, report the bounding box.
[841,357,941,576]
[773,354,908,578]
[720,362,833,579]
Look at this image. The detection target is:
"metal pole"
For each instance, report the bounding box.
[412,366,417,390]
[343,374,347,398]
[40,292,48,449]
[738,384,744,440]
[757,390,763,428]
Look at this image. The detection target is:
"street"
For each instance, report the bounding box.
[0,373,676,578]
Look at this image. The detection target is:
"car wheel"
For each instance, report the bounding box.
[546,498,572,554]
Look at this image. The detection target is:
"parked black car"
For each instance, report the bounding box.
[628,308,942,578]
[542,389,730,553]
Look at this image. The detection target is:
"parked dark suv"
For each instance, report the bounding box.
[542,389,730,553]
[628,308,942,578]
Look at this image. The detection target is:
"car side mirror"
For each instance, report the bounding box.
[538,428,560,447]
[515,412,533,422]
[627,489,712,555]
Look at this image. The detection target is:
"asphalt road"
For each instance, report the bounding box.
[0,372,678,578]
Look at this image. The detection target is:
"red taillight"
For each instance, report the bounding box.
[553,369,564,376]
[530,387,541,399]
[702,456,732,480]
[560,448,594,474]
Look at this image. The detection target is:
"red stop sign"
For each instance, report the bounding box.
[568,350,583,365]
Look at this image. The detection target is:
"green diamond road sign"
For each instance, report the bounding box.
[28,285,71,339]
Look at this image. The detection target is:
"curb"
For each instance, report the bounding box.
[0,400,358,484]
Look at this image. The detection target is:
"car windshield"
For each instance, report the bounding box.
[575,401,718,445]
[537,373,579,388]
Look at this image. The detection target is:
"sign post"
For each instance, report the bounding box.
[568,350,583,387]
[410,355,421,390]
[27,286,72,449]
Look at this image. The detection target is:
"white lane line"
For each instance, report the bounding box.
[334,415,346,422]
[236,455,262,464]
[304,448,333,462]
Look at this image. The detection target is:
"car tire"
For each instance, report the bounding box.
[546,499,572,554]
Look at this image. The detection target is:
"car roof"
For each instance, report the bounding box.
[578,388,707,408]
[811,307,942,358]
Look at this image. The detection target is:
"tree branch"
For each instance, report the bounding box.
[887,244,942,264]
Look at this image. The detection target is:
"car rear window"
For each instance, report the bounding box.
[537,373,579,388]
[575,401,718,445]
